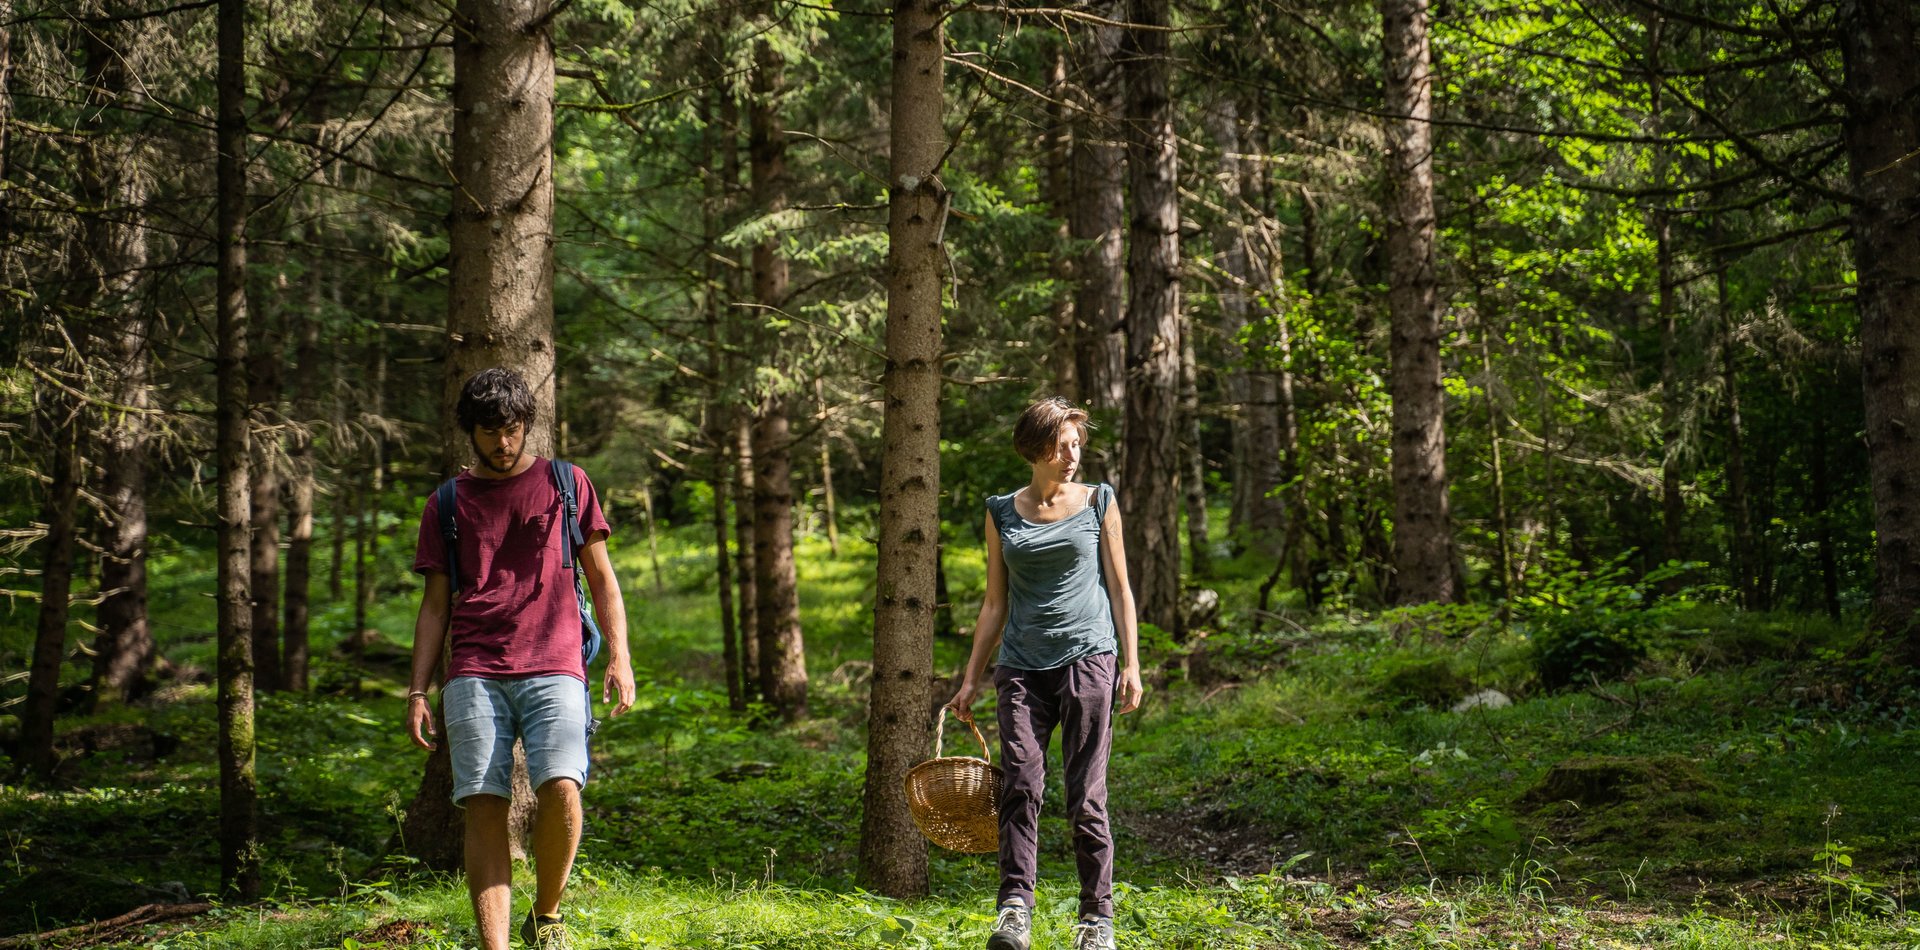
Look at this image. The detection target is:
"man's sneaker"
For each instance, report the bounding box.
[520,910,569,950]
[1071,916,1116,950]
[986,901,1031,950]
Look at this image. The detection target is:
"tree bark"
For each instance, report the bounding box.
[283,255,321,692]
[1379,0,1455,605]
[752,399,808,719]
[1207,101,1284,559]
[1118,0,1184,636]
[1044,45,1079,402]
[1842,0,1920,645]
[1812,397,1841,620]
[1648,14,1684,577]
[749,21,807,720]
[403,0,558,870]
[1179,322,1211,578]
[0,0,11,249]
[82,17,155,706]
[700,83,744,714]
[215,0,259,899]
[249,314,283,693]
[20,337,80,779]
[815,381,842,558]
[710,406,742,711]
[1069,0,1126,415]
[1719,272,1755,610]
[440,0,558,469]
[734,412,760,703]
[859,0,944,897]
[354,342,385,640]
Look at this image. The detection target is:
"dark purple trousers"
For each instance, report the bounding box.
[994,652,1116,918]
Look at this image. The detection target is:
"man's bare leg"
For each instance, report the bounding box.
[464,794,514,950]
[533,778,583,917]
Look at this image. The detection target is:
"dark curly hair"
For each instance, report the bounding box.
[456,368,537,433]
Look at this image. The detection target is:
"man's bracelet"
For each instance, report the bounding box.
[407,690,430,702]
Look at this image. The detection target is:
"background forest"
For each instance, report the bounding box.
[3,0,1920,946]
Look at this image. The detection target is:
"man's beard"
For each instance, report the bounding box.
[472,437,523,474]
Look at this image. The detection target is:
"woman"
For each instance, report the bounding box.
[947,397,1146,950]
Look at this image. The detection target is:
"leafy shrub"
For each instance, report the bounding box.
[1523,556,1703,691]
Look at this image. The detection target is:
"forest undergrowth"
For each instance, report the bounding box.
[6,514,1920,948]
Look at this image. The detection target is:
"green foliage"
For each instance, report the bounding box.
[1523,556,1706,691]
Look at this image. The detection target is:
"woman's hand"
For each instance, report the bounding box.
[1116,665,1144,715]
[945,679,985,721]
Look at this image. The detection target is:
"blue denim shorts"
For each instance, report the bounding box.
[444,674,592,804]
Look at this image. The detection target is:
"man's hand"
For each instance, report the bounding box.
[944,679,984,722]
[1116,665,1145,715]
[603,656,637,717]
[407,694,438,750]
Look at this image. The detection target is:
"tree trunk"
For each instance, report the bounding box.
[752,399,808,719]
[711,407,742,711]
[1648,15,1684,577]
[249,316,283,694]
[83,18,155,706]
[1044,46,1079,402]
[1179,322,1211,578]
[1842,0,1920,646]
[859,0,944,897]
[354,342,385,640]
[215,0,259,899]
[403,0,558,870]
[749,22,807,720]
[0,0,10,249]
[20,338,80,779]
[439,0,557,469]
[1118,0,1184,637]
[1719,273,1755,610]
[734,411,760,703]
[283,257,321,692]
[815,381,841,558]
[1207,101,1284,559]
[700,83,744,714]
[1379,0,1455,605]
[1069,0,1126,415]
[1812,397,1841,620]
[329,438,347,601]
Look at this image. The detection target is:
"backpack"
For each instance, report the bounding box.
[434,459,605,671]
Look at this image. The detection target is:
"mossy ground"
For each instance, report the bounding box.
[6,508,1920,946]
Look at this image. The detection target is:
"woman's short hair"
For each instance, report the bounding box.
[1013,397,1092,463]
[456,368,538,433]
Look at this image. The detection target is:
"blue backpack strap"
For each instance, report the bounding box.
[1093,483,1113,523]
[549,460,585,570]
[548,459,604,671]
[436,477,461,593]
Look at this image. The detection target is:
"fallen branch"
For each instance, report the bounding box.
[0,902,214,949]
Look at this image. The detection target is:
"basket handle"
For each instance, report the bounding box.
[935,707,991,765]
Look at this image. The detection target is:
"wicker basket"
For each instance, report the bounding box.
[903,709,1004,853]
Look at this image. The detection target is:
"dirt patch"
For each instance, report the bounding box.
[347,918,434,946]
[1119,802,1292,877]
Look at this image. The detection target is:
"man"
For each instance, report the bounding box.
[406,368,637,950]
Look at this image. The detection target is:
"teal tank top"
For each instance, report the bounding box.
[987,483,1118,670]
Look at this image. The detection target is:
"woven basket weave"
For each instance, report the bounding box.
[903,709,1004,853]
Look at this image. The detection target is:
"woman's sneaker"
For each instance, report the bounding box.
[986,901,1031,950]
[1071,916,1116,950]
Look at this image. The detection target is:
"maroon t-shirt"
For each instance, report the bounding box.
[413,458,612,682]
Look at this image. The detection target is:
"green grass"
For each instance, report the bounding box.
[9,505,1920,946]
